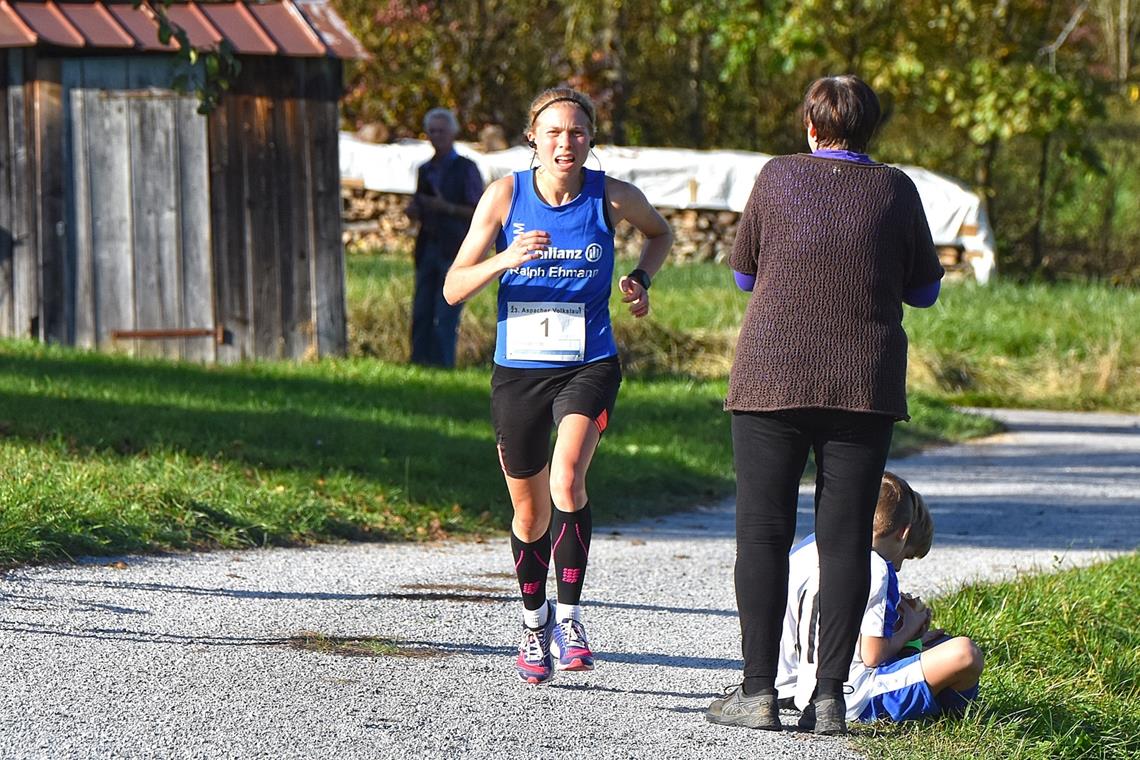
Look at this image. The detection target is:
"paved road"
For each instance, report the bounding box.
[1,409,1136,759]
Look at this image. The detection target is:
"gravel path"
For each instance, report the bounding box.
[1,408,1137,759]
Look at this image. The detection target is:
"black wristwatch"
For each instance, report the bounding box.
[626,268,652,291]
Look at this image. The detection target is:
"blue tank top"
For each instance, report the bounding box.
[493,168,617,368]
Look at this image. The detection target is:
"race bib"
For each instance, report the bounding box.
[505,301,585,362]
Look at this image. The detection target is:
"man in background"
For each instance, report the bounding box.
[407,108,484,367]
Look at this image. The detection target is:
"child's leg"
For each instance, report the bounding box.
[921,636,983,715]
[919,636,984,694]
[860,639,983,723]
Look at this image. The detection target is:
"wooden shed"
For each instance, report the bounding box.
[0,0,367,362]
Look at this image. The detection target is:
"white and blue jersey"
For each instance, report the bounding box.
[777,533,915,721]
[493,168,617,369]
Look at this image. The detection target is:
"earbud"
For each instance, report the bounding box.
[589,138,596,148]
[527,139,537,149]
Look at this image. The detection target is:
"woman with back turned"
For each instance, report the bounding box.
[705,75,944,734]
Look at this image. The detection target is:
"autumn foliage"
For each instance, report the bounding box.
[333,0,1140,281]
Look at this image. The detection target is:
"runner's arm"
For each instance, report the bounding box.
[443,177,549,305]
[606,178,673,318]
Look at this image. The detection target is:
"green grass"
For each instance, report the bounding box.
[347,253,1139,410]
[16,252,1130,565]
[0,337,990,566]
[854,553,1140,760]
[905,280,1139,411]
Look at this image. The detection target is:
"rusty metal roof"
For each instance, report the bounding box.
[0,1,38,46]
[59,2,135,48]
[0,0,368,58]
[104,3,175,52]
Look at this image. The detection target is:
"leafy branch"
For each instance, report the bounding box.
[134,0,241,114]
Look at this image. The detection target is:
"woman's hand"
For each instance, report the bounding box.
[618,276,650,318]
[498,229,550,270]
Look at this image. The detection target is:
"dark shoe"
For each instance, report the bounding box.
[705,685,781,730]
[799,695,847,735]
[797,702,815,730]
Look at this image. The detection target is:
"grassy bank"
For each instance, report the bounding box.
[349,254,1139,411]
[854,553,1140,760]
[0,339,991,566]
[12,252,1130,565]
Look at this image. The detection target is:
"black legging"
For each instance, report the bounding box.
[732,408,894,689]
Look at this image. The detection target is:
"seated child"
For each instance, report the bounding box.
[775,471,984,732]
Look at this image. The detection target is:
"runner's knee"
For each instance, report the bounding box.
[512,507,549,540]
[548,466,585,510]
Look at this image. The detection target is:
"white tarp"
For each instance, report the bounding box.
[340,133,995,282]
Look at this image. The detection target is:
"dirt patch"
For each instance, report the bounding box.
[287,631,447,659]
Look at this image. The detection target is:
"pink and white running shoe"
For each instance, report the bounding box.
[515,612,555,684]
[550,618,594,671]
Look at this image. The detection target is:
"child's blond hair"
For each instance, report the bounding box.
[874,471,934,559]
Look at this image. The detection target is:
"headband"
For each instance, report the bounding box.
[530,96,594,128]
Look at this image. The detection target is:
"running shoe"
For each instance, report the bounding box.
[705,684,781,730]
[515,609,555,685]
[798,694,847,735]
[550,618,594,671]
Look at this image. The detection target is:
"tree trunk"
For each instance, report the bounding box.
[975,138,1001,246]
[606,3,628,146]
[688,33,709,149]
[1030,131,1054,273]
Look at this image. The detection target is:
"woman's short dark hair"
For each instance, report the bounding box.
[801,75,881,152]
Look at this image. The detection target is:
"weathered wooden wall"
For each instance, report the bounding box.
[60,56,215,360]
[0,52,347,363]
[208,57,346,363]
[0,50,40,342]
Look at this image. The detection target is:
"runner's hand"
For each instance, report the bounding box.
[499,230,549,270]
[619,276,649,318]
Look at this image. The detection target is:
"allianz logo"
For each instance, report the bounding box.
[534,243,604,262]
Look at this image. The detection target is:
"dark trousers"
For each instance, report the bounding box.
[732,408,894,685]
[410,244,463,368]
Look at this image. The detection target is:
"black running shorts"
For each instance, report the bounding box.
[490,357,622,478]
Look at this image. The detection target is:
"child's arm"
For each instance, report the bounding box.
[860,600,931,667]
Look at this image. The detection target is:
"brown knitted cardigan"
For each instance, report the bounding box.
[726,154,943,420]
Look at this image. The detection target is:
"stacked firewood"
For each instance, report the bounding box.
[341,183,416,255]
[341,184,980,278]
[341,183,740,262]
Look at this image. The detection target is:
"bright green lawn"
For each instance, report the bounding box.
[0,339,991,565]
[347,253,1139,410]
[854,553,1140,760]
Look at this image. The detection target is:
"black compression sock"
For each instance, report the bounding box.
[551,503,592,607]
[510,530,551,611]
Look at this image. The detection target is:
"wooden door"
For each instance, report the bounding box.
[63,56,214,361]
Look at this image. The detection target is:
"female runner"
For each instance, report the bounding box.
[444,87,672,684]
